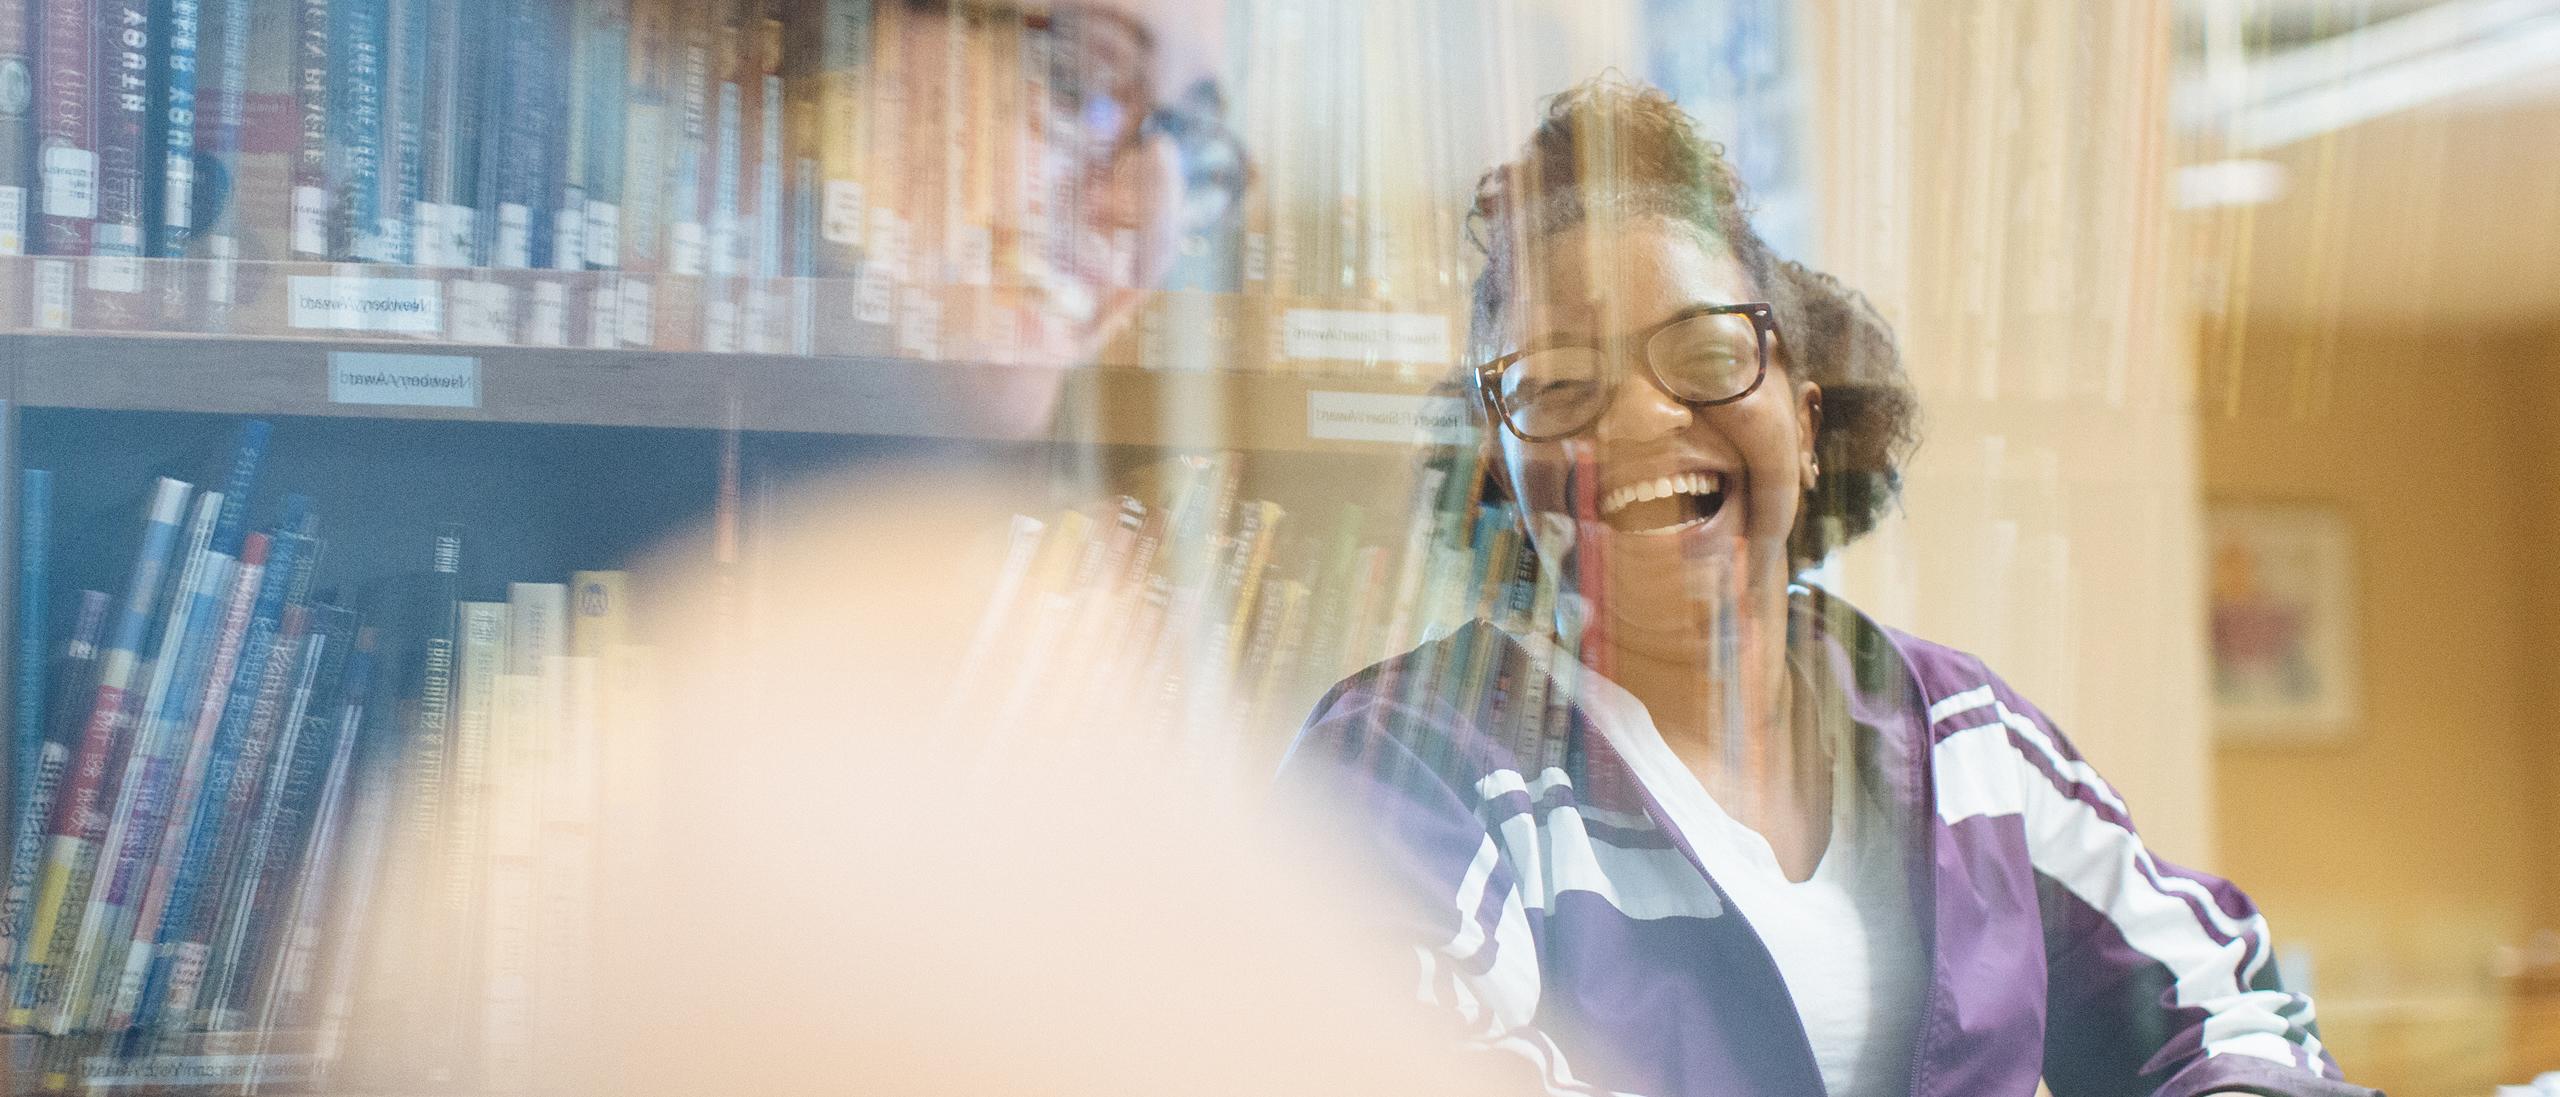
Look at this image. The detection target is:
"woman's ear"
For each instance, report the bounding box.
[1797,382,1823,494]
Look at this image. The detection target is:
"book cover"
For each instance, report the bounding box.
[36,0,99,256]
[12,476,189,1030]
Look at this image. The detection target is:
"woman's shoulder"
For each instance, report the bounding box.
[1287,620,1560,781]
[1796,585,2060,744]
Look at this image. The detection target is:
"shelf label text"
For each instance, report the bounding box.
[1307,390,1470,445]
[1282,309,1451,365]
[329,352,481,408]
[289,275,446,335]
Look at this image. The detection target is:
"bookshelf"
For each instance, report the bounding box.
[0,0,1522,1087]
[4,332,1447,450]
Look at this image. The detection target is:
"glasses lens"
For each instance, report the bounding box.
[1501,347,1610,438]
[1647,312,1764,403]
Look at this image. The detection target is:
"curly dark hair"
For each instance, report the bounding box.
[1463,76,1921,565]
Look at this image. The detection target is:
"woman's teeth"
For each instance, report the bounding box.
[1599,471,1726,518]
[1595,471,1727,533]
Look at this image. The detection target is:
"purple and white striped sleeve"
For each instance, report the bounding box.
[1932,678,2379,1097]
[1277,676,1629,1097]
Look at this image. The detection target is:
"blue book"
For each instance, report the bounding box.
[183,0,249,263]
[127,499,307,1031]
[11,477,191,1029]
[12,470,50,832]
[147,0,201,257]
[579,0,628,269]
[4,470,50,976]
[377,0,426,264]
[210,419,269,557]
[56,490,239,1029]
[331,0,386,261]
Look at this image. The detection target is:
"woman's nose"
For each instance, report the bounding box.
[1591,359,1691,444]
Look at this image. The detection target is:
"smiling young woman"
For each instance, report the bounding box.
[1276,77,2377,1097]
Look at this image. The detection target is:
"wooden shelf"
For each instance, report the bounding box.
[4,333,1458,453]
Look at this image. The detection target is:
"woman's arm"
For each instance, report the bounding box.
[1274,680,1611,1097]
[1972,686,2379,1097]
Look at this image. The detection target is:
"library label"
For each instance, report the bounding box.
[289,275,445,335]
[329,352,481,409]
[1282,309,1451,365]
[1307,390,1471,445]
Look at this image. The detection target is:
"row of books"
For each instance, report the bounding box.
[0,0,1484,368]
[949,442,1573,781]
[2,421,632,1091]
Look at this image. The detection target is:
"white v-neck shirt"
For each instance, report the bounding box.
[1568,663,1927,1097]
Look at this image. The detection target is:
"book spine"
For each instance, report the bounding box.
[124,519,302,1031]
[183,0,243,276]
[704,0,743,279]
[92,0,152,284]
[747,0,781,283]
[10,470,51,875]
[207,418,269,556]
[252,629,369,1032]
[162,593,312,1027]
[373,0,422,264]
[537,0,573,272]
[309,744,394,1066]
[391,521,458,944]
[146,0,198,258]
[36,0,98,256]
[328,0,384,260]
[223,608,355,1020]
[11,477,188,1029]
[413,0,464,265]
[0,0,32,254]
[1,589,101,1010]
[51,491,227,1029]
[288,0,326,258]
[579,0,626,269]
[157,590,309,1029]
[485,1,545,269]
[782,0,847,277]
[618,0,672,275]
[664,0,710,277]
[102,533,264,1030]
[195,605,343,1028]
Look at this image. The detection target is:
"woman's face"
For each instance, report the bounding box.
[1497,218,1820,658]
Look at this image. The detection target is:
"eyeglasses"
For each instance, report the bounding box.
[1476,303,1778,442]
